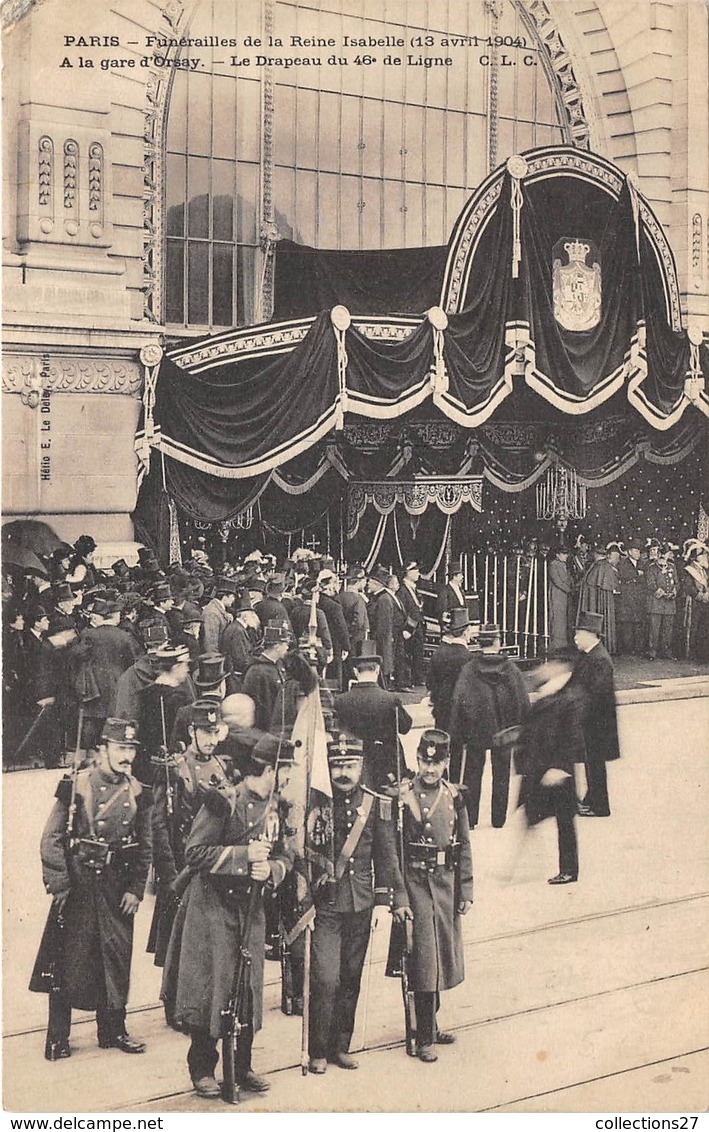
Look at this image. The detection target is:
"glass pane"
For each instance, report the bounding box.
[212,159,234,240]
[212,244,234,326]
[187,241,209,325]
[465,113,487,187]
[497,116,515,164]
[425,108,445,183]
[361,97,383,178]
[516,119,535,154]
[447,47,469,111]
[295,169,318,245]
[466,50,486,116]
[404,181,423,246]
[403,104,424,182]
[165,239,184,325]
[446,187,469,235]
[404,51,427,106]
[383,100,404,179]
[212,75,236,159]
[383,52,404,103]
[166,154,186,236]
[498,55,517,119]
[318,173,340,247]
[236,77,261,162]
[340,95,361,175]
[517,49,537,117]
[167,71,187,151]
[295,87,318,169]
[341,174,363,249]
[425,183,446,245]
[236,162,259,243]
[406,1,427,29]
[234,0,262,40]
[187,71,211,156]
[536,66,557,123]
[236,246,257,325]
[382,178,404,247]
[360,176,382,249]
[446,111,465,185]
[426,56,449,110]
[274,83,296,166]
[274,165,296,240]
[319,91,343,173]
[188,157,209,238]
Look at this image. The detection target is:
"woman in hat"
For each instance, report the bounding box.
[67,535,99,589]
[681,541,709,662]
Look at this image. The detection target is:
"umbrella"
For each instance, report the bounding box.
[1,544,49,577]
[1,519,64,556]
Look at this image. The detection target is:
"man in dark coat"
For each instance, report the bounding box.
[287,579,333,660]
[113,621,169,722]
[242,621,291,732]
[399,729,473,1063]
[221,599,259,685]
[149,699,231,971]
[337,567,369,679]
[436,564,467,633]
[252,574,293,633]
[516,652,585,884]
[616,540,647,655]
[23,605,65,768]
[161,734,294,1098]
[30,718,152,1059]
[307,735,410,1075]
[425,608,475,733]
[570,610,621,817]
[398,561,426,688]
[318,570,351,690]
[448,624,529,828]
[73,600,142,749]
[333,641,412,790]
[134,644,194,785]
[366,566,400,689]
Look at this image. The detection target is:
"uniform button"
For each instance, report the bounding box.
[123,802,130,808]
[349,857,354,862]
[122,820,129,825]
[97,819,105,826]
[423,807,429,814]
[248,822,254,828]
[346,810,352,817]
[425,822,432,829]
[100,785,107,791]
[248,803,253,809]
[349,869,354,875]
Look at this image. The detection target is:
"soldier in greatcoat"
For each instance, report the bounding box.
[30,718,152,1060]
[307,735,410,1075]
[161,733,294,1099]
[399,729,473,1063]
[148,699,231,970]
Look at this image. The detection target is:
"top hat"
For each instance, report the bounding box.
[190,698,226,733]
[479,622,500,637]
[266,573,286,596]
[351,639,382,666]
[576,610,603,635]
[142,620,170,647]
[152,582,172,604]
[417,729,450,763]
[447,607,470,634]
[327,732,364,763]
[625,539,643,552]
[237,592,253,613]
[214,577,239,596]
[246,577,266,594]
[138,545,158,562]
[262,619,293,646]
[111,559,130,576]
[89,598,110,619]
[346,565,366,582]
[47,613,76,637]
[52,582,75,605]
[369,565,391,587]
[101,718,140,747]
[250,732,296,769]
[117,592,143,613]
[446,561,464,578]
[194,653,228,689]
[181,608,205,625]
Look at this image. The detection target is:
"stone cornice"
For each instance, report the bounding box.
[2,352,143,396]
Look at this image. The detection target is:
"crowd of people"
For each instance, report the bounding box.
[1,526,706,1102]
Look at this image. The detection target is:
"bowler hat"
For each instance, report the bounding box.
[576,610,603,635]
[626,539,643,552]
[194,653,228,690]
[369,565,391,587]
[250,732,296,769]
[181,609,205,625]
[101,718,139,747]
[417,729,450,763]
[327,732,364,763]
[346,566,365,582]
[89,599,110,619]
[190,698,226,733]
[351,639,382,666]
[447,608,470,634]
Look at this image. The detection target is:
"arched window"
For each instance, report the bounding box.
[165,0,568,332]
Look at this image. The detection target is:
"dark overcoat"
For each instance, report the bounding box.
[402,778,473,993]
[568,643,621,764]
[333,683,412,788]
[73,626,142,719]
[617,557,647,623]
[425,642,473,732]
[161,784,293,1037]
[517,685,586,824]
[30,766,152,1010]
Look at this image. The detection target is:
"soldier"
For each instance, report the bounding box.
[161,733,294,1099]
[148,699,231,970]
[30,718,152,1059]
[399,729,473,1062]
[333,639,412,791]
[308,734,410,1075]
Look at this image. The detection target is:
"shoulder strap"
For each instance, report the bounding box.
[334,792,374,880]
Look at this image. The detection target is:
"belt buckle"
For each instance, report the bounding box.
[436,850,446,866]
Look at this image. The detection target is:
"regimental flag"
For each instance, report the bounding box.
[279,685,333,943]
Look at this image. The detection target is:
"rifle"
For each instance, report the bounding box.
[394,706,417,1057]
[11,701,51,764]
[220,880,262,1105]
[280,919,294,1015]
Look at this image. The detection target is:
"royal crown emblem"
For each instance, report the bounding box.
[552,237,602,332]
[427,745,437,758]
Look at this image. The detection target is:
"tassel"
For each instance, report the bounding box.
[426,307,449,395]
[138,344,163,473]
[506,155,527,279]
[168,495,182,567]
[331,306,351,430]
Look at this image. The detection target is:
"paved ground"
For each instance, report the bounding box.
[3,678,708,1114]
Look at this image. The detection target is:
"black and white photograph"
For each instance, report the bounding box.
[2,0,708,1119]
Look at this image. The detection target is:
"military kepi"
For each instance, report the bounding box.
[417,728,450,763]
[190,699,224,732]
[101,718,140,746]
[327,732,364,763]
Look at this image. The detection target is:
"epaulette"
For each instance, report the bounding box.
[362,785,393,821]
[442,779,459,799]
[203,785,235,818]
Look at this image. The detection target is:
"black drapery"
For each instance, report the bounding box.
[272,240,448,321]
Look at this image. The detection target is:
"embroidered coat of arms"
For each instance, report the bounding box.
[552,238,602,332]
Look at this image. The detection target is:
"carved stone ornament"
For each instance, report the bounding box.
[3,354,143,396]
